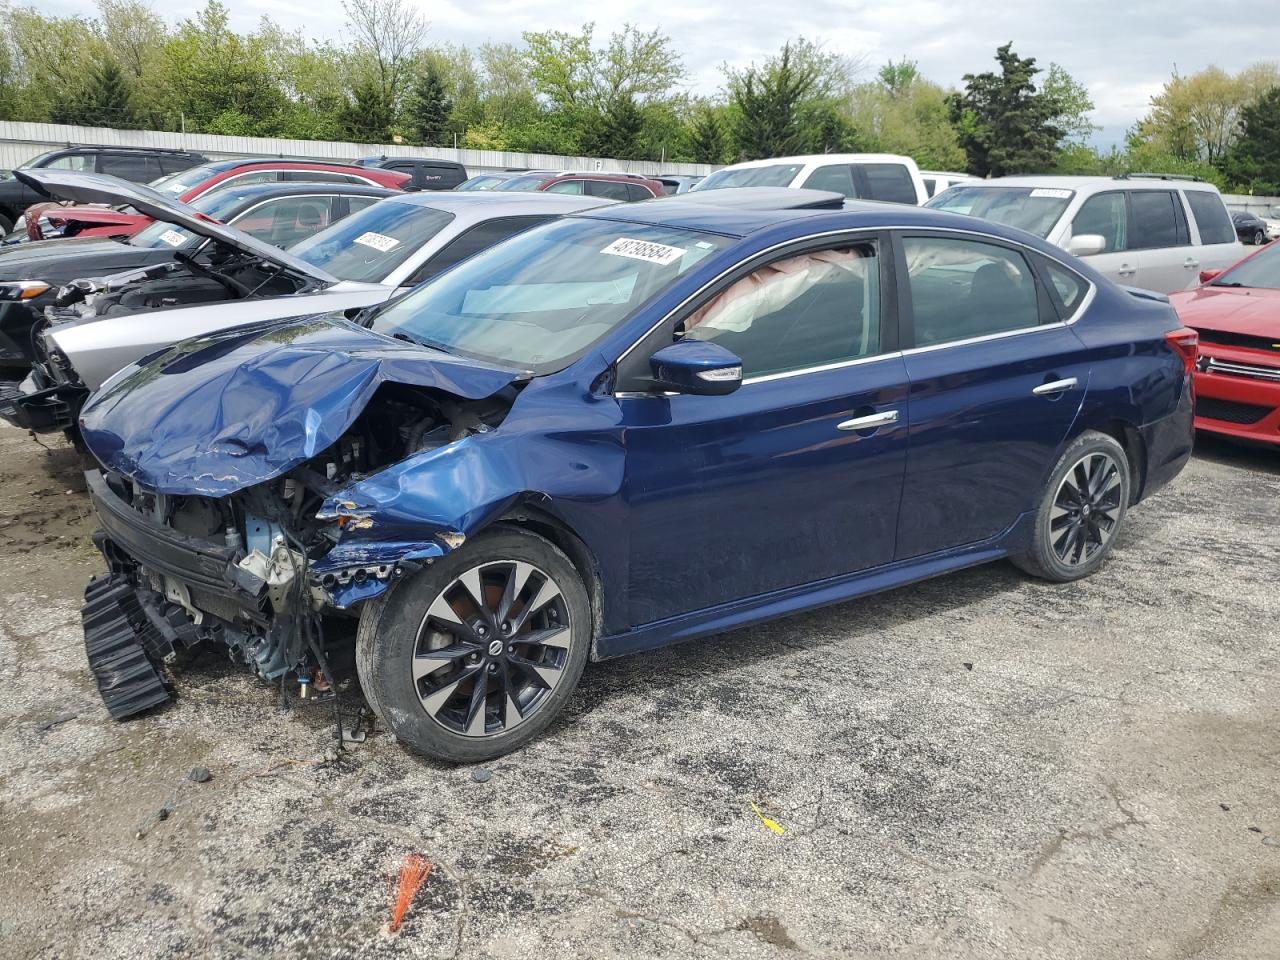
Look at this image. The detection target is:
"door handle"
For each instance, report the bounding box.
[838,410,899,432]
[1183,257,1200,269]
[1032,377,1078,396]
[1117,264,1136,277]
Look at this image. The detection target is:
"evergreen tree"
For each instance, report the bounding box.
[53,58,138,128]
[1222,87,1280,194]
[948,43,1065,176]
[685,104,727,164]
[582,96,643,158]
[404,61,452,146]
[340,76,394,143]
[727,41,824,160]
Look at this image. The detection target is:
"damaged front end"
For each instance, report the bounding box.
[78,315,523,718]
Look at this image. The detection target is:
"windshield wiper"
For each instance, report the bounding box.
[389,330,453,354]
[1210,281,1246,288]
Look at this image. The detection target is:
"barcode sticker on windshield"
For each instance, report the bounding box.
[601,237,686,265]
[1029,188,1072,199]
[354,231,400,253]
[158,229,187,247]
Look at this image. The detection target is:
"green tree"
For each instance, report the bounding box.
[848,59,965,169]
[55,57,138,128]
[1223,86,1280,193]
[340,75,394,142]
[1041,63,1097,142]
[404,60,451,145]
[342,0,428,126]
[1133,63,1280,163]
[949,43,1065,176]
[726,38,852,160]
[684,102,729,164]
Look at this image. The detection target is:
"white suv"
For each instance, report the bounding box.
[694,154,928,205]
[926,175,1243,294]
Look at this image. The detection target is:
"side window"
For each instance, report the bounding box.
[1037,256,1089,314]
[544,180,584,195]
[222,170,281,189]
[626,184,654,201]
[158,155,199,176]
[860,164,918,204]
[921,177,937,197]
[1128,190,1183,250]
[282,170,349,184]
[45,153,95,171]
[681,241,881,378]
[1071,192,1127,253]
[1185,190,1236,245]
[98,153,161,181]
[903,237,1041,347]
[587,180,632,201]
[405,216,552,285]
[345,196,382,215]
[234,196,334,247]
[802,164,856,197]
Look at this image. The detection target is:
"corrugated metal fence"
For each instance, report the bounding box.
[0,120,715,178]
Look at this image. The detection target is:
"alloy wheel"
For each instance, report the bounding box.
[1049,452,1123,566]
[412,560,572,737]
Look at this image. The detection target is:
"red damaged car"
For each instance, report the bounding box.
[1171,243,1280,444]
[25,158,410,240]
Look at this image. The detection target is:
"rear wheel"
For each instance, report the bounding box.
[1012,431,1131,582]
[356,527,590,763]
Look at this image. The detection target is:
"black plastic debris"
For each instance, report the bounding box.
[82,575,171,719]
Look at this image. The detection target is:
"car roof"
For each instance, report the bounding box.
[200,182,398,201]
[380,191,617,219]
[573,188,968,238]
[197,157,377,174]
[720,153,917,170]
[355,156,466,168]
[968,175,1223,193]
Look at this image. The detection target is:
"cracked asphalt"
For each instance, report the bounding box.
[1,423,1278,959]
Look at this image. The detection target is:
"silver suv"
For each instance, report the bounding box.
[926,175,1243,294]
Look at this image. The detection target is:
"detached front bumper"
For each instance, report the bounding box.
[1193,346,1280,445]
[0,373,87,433]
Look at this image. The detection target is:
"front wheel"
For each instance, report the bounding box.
[356,527,591,763]
[1012,431,1132,583]
[1254,229,1266,246]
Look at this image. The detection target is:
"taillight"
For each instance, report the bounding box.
[1165,326,1199,375]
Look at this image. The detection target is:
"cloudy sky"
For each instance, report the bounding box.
[44,0,1277,146]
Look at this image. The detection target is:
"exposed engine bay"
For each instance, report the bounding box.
[47,249,317,322]
[84,382,516,718]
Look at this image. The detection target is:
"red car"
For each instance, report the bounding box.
[493,171,664,202]
[25,159,410,240]
[1170,243,1280,444]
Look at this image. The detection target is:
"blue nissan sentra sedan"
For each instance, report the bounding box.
[76,188,1196,761]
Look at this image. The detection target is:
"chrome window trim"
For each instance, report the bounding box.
[612,224,1097,390]
[742,350,903,385]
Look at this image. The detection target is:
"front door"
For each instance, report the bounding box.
[616,235,910,626]
[894,233,1093,559]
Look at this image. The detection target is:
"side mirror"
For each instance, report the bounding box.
[1199,269,1222,284]
[1067,234,1107,257]
[649,339,743,396]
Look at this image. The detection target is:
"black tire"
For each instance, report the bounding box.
[1011,430,1132,583]
[356,526,590,763]
[1253,229,1266,246]
[0,212,13,236]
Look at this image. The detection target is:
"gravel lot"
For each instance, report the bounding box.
[0,423,1277,959]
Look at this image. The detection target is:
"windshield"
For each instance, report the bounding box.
[695,165,803,191]
[1211,242,1280,290]
[372,218,732,372]
[925,186,1073,238]
[287,198,450,282]
[492,174,554,192]
[457,175,508,191]
[152,162,221,196]
[128,188,262,250]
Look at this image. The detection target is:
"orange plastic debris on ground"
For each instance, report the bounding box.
[388,854,433,933]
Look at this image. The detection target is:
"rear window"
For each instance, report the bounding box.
[1185,190,1236,245]
[926,186,1073,239]
[493,174,555,192]
[862,163,918,204]
[696,164,803,190]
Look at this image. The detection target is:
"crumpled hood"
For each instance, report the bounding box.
[1170,286,1280,338]
[80,313,520,496]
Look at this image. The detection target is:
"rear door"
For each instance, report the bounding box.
[895,232,1092,558]
[1183,188,1244,275]
[1126,188,1193,293]
[854,163,921,205]
[96,152,163,183]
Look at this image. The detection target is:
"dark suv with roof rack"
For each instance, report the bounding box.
[0,145,206,235]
